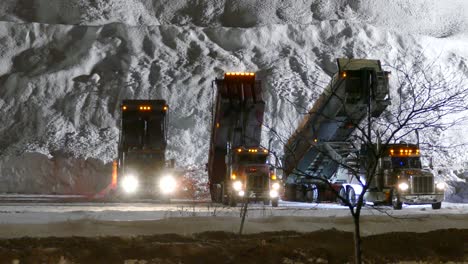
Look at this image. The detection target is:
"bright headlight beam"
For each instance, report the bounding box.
[272,182,280,190]
[233,180,242,191]
[269,190,279,198]
[436,182,445,190]
[121,175,139,193]
[159,175,177,194]
[398,182,409,191]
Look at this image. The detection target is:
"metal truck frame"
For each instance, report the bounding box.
[208,72,280,207]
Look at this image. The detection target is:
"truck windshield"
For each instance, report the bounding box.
[391,157,422,169]
[236,154,268,164]
[122,112,165,148]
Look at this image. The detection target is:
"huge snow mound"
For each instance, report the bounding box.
[0,0,467,37]
[0,2,467,198]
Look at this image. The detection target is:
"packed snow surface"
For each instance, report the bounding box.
[0,1,467,198]
[0,200,467,238]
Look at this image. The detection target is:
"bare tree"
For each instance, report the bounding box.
[266,56,468,263]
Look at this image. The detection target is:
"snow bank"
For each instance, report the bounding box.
[0,1,467,196]
[0,0,467,38]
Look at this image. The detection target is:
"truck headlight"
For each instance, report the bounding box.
[436,182,445,190]
[269,190,279,198]
[233,180,242,191]
[159,175,177,194]
[398,182,409,191]
[121,175,139,193]
[238,190,245,197]
[272,182,280,190]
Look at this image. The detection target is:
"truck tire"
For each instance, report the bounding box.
[296,188,305,202]
[306,184,319,203]
[391,188,403,210]
[347,187,357,207]
[228,193,237,207]
[272,199,279,207]
[338,187,347,205]
[431,202,442,210]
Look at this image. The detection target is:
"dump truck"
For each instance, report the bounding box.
[110,99,178,199]
[282,58,444,209]
[359,143,445,209]
[208,72,280,207]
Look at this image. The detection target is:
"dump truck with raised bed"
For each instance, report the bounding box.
[208,72,280,207]
[110,99,178,199]
[282,58,444,209]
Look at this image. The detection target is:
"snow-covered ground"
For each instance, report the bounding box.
[0,1,467,200]
[0,200,467,238]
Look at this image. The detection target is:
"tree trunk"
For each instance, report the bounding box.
[353,214,362,264]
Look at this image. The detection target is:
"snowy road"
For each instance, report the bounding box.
[0,197,467,238]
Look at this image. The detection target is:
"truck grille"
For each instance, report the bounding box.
[247,174,268,191]
[412,176,434,194]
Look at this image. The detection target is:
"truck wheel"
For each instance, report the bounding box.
[228,194,237,207]
[271,199,279,207]
[296,188,305,202]
[391,189,402,210]
[347,187,357,207]
[431,202,442,210]
[338,187,347,205]
[306,185,319,203]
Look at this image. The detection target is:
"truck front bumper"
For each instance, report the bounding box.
[400,194,444,204]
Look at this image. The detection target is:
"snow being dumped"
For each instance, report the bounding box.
[0,1,467,199]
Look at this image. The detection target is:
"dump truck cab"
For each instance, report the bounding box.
[228,146,280,205]
[364,143,445,209]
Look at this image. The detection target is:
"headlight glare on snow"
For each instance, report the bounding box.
[436,182,445,190]
[233,180,243,191]
[272,182,280,190]
[398,182,409,191]
[159,175,177,194]
[121,175,139,193]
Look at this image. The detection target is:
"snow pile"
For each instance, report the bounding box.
[0,1,467,197]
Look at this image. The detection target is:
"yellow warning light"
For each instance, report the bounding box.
[250,72,255,76]
[237,148,242,153]
[163,105,168,111]
[416,149,420,154]
[122,105,127,111]
[390,149,394,155]
[263,149,268,153]
[231,174,236,180]
[240,72,245,76]
[216,123,220,128]
[139,106,143,110]
[341,71,347,78]
[400,149,403,154]
[271,174,277,180]
[314,138,318,143]
[409,149,412,154]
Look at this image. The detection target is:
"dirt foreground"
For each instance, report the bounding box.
[0,229,466,264]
